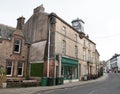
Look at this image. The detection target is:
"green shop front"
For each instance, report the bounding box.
[61,57,78,83]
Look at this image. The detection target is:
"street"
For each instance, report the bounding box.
[39,73,120,94]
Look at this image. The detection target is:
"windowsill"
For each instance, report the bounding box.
[14,51,20,54]
[6,75,12,76]
[18,75,23,77]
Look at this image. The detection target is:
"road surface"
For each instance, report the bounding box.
[39,73,120,94]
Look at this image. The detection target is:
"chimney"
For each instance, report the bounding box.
[34,4,45,14]
[16,16,25,30]
[86,34,89,39]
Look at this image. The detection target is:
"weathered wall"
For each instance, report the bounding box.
[23,12,48,43]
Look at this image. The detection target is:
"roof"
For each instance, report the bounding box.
[49,13,85,37]
[0,24,29,44]
[110,54,120,60]
[49,13,96,45]
[0,24,15,40]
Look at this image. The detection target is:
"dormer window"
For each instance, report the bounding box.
[13,39,21,53]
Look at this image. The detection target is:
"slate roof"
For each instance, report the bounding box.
[0,24,16,40]
[0,24,30,44]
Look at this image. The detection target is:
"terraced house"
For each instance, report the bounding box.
[0,4,100,84]
[0,17,29,81]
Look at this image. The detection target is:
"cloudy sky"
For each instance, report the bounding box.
[1,0,120,61]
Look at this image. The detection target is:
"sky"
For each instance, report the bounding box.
[0,0,120,61]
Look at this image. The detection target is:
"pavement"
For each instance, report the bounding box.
[0,73,108,94]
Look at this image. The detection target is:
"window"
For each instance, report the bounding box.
[74,34,77,41]
[0,29,2,43]
[83,40,86,47]
[0,29,2,38]
[62,40,66,56]
[17,62,23,76]
[83,49,86,61]
[62,26,66,35]
[62,66,78,79]
[75,46,78,58]
[14,39,21,53]
[6,61,13,76]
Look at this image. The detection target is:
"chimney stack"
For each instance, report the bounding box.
[34,4,45,14]
[16,16,25,30]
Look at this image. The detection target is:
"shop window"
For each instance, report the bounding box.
[62,66,78,79]
[6,61,13,76]
[17,62,23,76]
[62,40,66,56]
[13,39,21,53]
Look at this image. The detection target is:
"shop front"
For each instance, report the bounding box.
[61,57,78,83]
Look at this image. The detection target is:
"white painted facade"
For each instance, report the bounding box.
[106,54,120,73]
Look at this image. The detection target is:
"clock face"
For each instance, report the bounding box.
[73,22,79,26]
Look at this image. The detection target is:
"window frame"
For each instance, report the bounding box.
[74,34,77,42]
[17,62,24,76]
[75,45,78,58]
[62,40,66,56]
[6,61,13,76]
[0,29,2,38]
[13,39,22,54]
[62,26,66,35]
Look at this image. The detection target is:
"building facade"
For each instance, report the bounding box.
[105,54,120,73]
[23,5,99,82]
[110,54,120,73]
[0,17,29,81]
[0,5,100,83]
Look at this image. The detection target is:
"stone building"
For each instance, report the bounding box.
[23,5,99,83]
[0,4,100,83]
[0,17,28,81]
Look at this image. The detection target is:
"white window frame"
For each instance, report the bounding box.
[14,39,21,53]
[17,62,24,77]
[6,61,13,76]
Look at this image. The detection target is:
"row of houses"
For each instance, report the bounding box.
[105,54,120,73]
[0,5,100,83]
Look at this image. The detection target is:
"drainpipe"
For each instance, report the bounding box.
[26,44,30,79]
[47,17,51,78]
